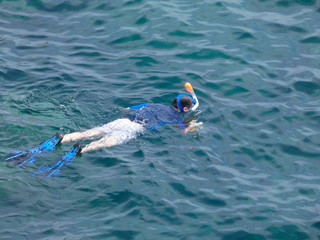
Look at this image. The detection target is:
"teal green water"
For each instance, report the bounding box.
[1,0,320,239]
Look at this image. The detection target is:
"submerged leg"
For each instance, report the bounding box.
[81,135,118,153]
[61,129,103,143]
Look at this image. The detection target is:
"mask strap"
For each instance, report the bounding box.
[176,94,196,112]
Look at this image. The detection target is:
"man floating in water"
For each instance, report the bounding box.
[5,83,202,177]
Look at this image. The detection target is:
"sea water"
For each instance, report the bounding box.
[0,0,320,239]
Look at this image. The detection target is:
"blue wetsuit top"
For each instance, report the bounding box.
[128,103,186,130]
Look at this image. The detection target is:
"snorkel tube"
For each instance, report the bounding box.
[184,82,199,112]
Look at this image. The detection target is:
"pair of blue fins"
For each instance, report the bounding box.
[4,134,82,178]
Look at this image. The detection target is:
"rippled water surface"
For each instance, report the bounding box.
[1,0,320,239]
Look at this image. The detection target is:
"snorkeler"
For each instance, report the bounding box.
[5,83,202,177]
[61,82,202,153]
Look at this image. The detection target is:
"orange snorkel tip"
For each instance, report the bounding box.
[185,82,194,93]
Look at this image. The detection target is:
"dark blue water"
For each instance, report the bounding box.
[1,0,320,239]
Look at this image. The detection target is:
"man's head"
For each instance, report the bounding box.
[172,94,195,113]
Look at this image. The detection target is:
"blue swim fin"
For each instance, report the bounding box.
[33,142,82,178]
[4,133,63,167]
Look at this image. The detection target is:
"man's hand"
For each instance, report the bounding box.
[184,120,203,134]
